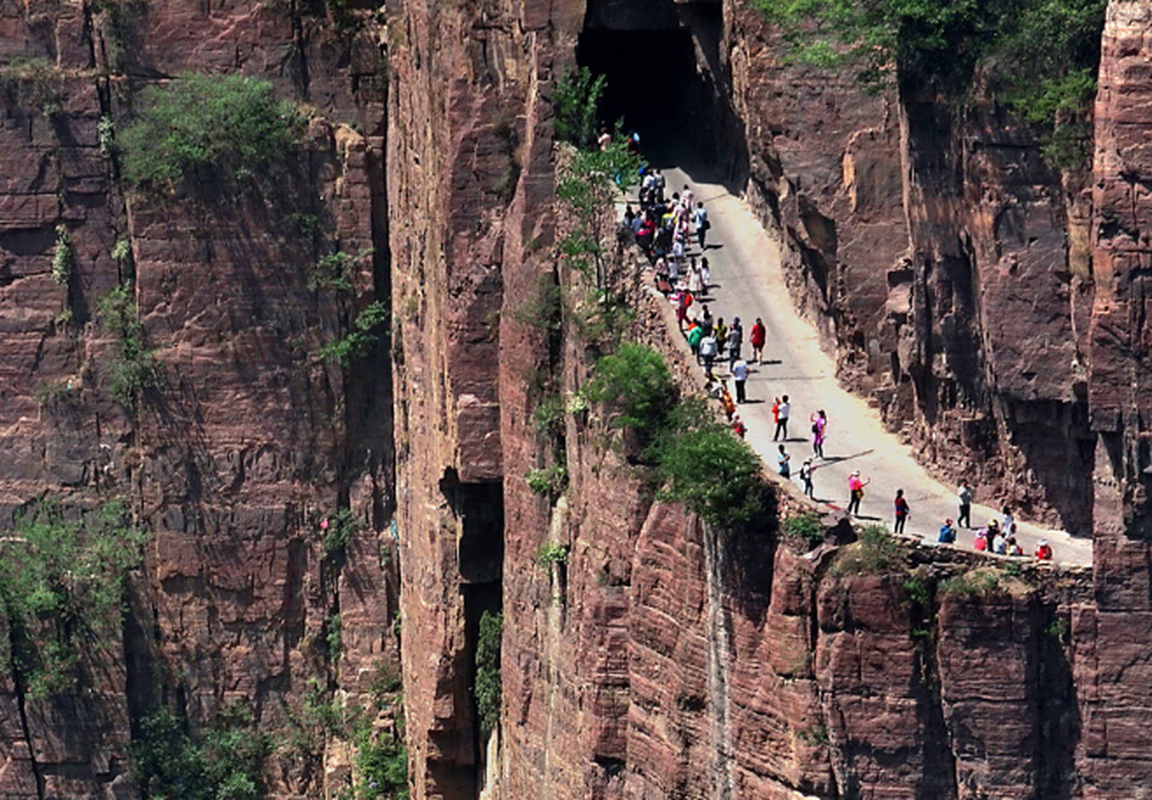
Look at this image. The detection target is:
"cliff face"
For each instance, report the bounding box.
[0,3,393,798]
[723,2,1095,531]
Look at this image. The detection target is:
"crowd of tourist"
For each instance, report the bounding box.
[621,165,1055,563]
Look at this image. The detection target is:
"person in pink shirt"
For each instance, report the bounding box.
[847,470,870,516]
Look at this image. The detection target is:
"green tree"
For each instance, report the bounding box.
[552,67,607,147]
[583,343,675,434]
[474,610,502,736]
[0,500,146,700]
[120,73,305,189]
[650,397,765,529]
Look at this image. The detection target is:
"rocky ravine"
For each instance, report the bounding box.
[1,0,1151,799]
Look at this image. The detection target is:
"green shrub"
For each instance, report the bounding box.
[650,397,765,530]
[474,610,502,736]
[583,343,674,433]
[320,301,389,366]
[0,500,146,701]
[51,225,74,286]
[319,508,360,557]
[535,543,569,568]
[97,285,159,406]
[350,723,409,800]
[903,575,930,607]
[325,612,343,661]
[0,56,64,117]
[783,513,823,547]
[552,67,606,146]
[531,395,565,437]
[524,465,567,497]
[308,248,375,293]
[131,705,272,800]
[831,524,901,576]
[120,73,305,189]
[940,569,1003,597]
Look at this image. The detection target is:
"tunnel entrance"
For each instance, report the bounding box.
[576,2,746,179]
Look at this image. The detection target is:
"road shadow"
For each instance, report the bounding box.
[819,449,876,466]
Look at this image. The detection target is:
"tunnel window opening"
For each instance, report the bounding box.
[447,479,504,585]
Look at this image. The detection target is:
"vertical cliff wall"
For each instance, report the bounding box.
[0,3,394,797]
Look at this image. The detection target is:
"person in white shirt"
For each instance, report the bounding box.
[732,357,749,403]
[774,394,791,441]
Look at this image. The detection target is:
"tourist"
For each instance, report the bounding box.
[957,479,973,529]
[777,444,791,478]
[713,317,727,357]
[773,394,790,441]
[688,257,704,295]
[597,129,611,150]
[700,304,713,335]
[810,410,827,459]
[893,488,910,533]
[799,458,814,498]
[732,356,749,403]
[676,290,692,331]
[699,331,718,373]
[847,470,869,516]
[687,319,704,361]
[938,518,956,544]
[1035,539,1053,561]
[727,316,743,369]
[1007,537,1024,556]
[732,414,747,439]
[992,527,1007,554]
[973,529,988,551]
[694,201,710,248]
[1001,506,1016,535]
[750,317,766,364]
[700,256,711,290]
[653,169,666,202]
[720,384,736,421]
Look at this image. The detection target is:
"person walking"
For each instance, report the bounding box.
[957,479,973,529]
[893,489,910,533]
[773,394,790,441]
[799,458,814,498]
[847,470,870,516]
[699,331,718,373]
[713,317,727,357]
[777,444,791,478]
[727,317,743,370]
[694,202,710,248]
[687,320,704,362]
[810,410,827,459]
[750,317,766,364]
[700,257,711,290]
[732,356,749,403]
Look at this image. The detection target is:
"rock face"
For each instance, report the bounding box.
[0,3,394,798]
[3,0,1152,799]
[723,2,1096,532]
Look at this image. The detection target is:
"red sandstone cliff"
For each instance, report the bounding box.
[0,2,394,797]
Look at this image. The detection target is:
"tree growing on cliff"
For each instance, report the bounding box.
[552,67,607,147]
[119,73,305,190]
[583,342,675,434]
[0,500,146,701]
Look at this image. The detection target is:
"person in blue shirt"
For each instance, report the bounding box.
[938,518,956,544]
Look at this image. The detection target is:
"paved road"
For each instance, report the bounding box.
[639,165,1092,567]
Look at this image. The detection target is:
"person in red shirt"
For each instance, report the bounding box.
[732,415,747,439]
[893,488,910,533]
[750,317,767,364]
[1035,539,1053,561]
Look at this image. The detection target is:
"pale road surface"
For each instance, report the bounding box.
[642,165,1092,567]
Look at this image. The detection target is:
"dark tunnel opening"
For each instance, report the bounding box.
[576,4,748,182]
